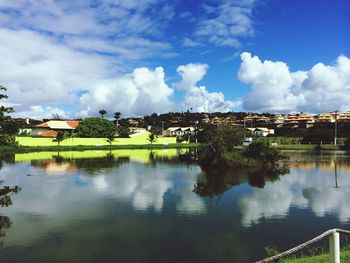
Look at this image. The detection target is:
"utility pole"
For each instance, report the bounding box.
[243,117,246,138]
[334,111,338,145]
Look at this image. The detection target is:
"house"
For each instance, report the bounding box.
[316,112,336,123]
[246,127,274,137]
[338,111,350,123]
[163,127,195,137]
[32,120,80,137]
[129,127,147,135]
[254,127,274,137]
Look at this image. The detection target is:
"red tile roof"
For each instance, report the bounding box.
[36,122,50,128]
[66,121,80,129]
[39,130,57,137]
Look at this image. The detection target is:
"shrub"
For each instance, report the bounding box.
[244,141,285,165]
[75,118,116,138]
[200,123,245,158]
[0,134,17,146]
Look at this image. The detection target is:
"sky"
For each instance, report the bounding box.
[0,0,349,119]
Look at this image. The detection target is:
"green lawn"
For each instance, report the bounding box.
[16,132,177,146]
[282,249,350,263]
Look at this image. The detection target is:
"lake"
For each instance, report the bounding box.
[1,149,350,263]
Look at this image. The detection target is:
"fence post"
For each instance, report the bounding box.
[329,232,340,263]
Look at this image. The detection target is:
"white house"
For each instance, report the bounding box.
[163,127,195,137]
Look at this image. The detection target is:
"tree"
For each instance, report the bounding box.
[75,118,116,138]
[106,129,116,147]
[99,109,107,118]
[52,131,67,147]
[148,132,157,144]
[114,112,121,126]
[150,125,162,135]
[0,85,18,146]
[117,126,130,138]
[244,141,286,166]
[200,123,245,158]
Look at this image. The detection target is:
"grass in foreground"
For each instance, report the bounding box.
[282,249,350,263]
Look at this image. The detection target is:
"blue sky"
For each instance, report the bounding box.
[0,0,349,119]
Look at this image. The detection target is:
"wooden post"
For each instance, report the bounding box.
[329,232,340,263]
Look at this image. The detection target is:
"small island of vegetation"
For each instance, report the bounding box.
[197,123,288,173]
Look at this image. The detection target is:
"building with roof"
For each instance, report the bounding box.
[163,127,195,137]
[338,111,350,123]
[246,127,274,137]
[32,120,80,137]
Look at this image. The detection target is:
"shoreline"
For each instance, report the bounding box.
[0,143,200,154]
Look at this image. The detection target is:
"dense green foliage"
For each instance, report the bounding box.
[0,85,18,146]
[75,118,117,138]
[200,123,245,159]
[117,126,131,138]
[301,128,334,144]
[244,141,286,166]
[150,125,162,135]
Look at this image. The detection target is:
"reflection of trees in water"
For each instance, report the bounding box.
[0,153,15,170]
[31,154,131,176]
[0,182,21,246]
[194,165,289,198]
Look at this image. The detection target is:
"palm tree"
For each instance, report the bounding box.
[114,112,121,126]
[99,109,107,118]
[52,131,66,147]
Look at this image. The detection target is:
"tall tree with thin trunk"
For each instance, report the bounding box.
[114,112,121,126]
[52,131,66,147]
[106,127,117,148]
[99,109,107,118]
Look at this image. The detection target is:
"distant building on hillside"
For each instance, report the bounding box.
[163,127,195,137]
[338,111,350,123]
[246,127,274,137]
[316,112,336,123]
[32,120,80,137]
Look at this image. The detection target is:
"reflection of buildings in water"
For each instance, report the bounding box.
[288,152,350,172]
[318,160,350,173]
[41,160,77,175]
[289,161,314,170]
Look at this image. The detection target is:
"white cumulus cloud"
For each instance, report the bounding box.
[79,67,174,117]
[238,52,350,113]
[175,63,241,112]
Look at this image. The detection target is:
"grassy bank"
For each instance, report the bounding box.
[0,133,202,153]
[282,249,350,262]
[0,143,199,154]
[16,132,176,146]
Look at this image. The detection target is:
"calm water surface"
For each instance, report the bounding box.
[1,149,350,263]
